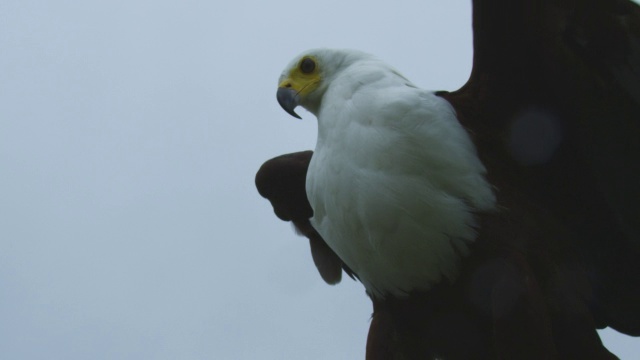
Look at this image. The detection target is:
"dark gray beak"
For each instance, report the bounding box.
[276,87,302,119]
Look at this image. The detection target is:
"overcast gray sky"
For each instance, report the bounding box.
[1,1,637,359]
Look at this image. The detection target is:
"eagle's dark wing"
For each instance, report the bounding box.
[438,0,640,337]
[255,151,355,285]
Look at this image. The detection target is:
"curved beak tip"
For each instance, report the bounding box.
[276,87,302,119]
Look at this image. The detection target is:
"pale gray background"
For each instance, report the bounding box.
[1,1,637,359]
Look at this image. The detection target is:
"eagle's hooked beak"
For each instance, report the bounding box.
[276,87,302,119]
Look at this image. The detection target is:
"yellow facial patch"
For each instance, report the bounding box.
[278,56,322,98]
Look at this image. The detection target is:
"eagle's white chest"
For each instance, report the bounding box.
[306,77,496,298]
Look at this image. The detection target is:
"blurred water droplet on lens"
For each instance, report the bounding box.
[508,108,563,165]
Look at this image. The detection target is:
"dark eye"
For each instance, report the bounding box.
[300,57,316,74]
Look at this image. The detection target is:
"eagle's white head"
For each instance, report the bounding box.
[276,49,384,117]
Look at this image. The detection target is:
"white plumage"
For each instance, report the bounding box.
[279,49,496,298]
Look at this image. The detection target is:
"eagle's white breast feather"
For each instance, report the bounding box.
[291,49,496,297]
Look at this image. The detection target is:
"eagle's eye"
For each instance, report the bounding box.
[300,58,316,74]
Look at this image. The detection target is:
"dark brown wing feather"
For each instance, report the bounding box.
[438,0,640,337]
[255,151,353,285]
